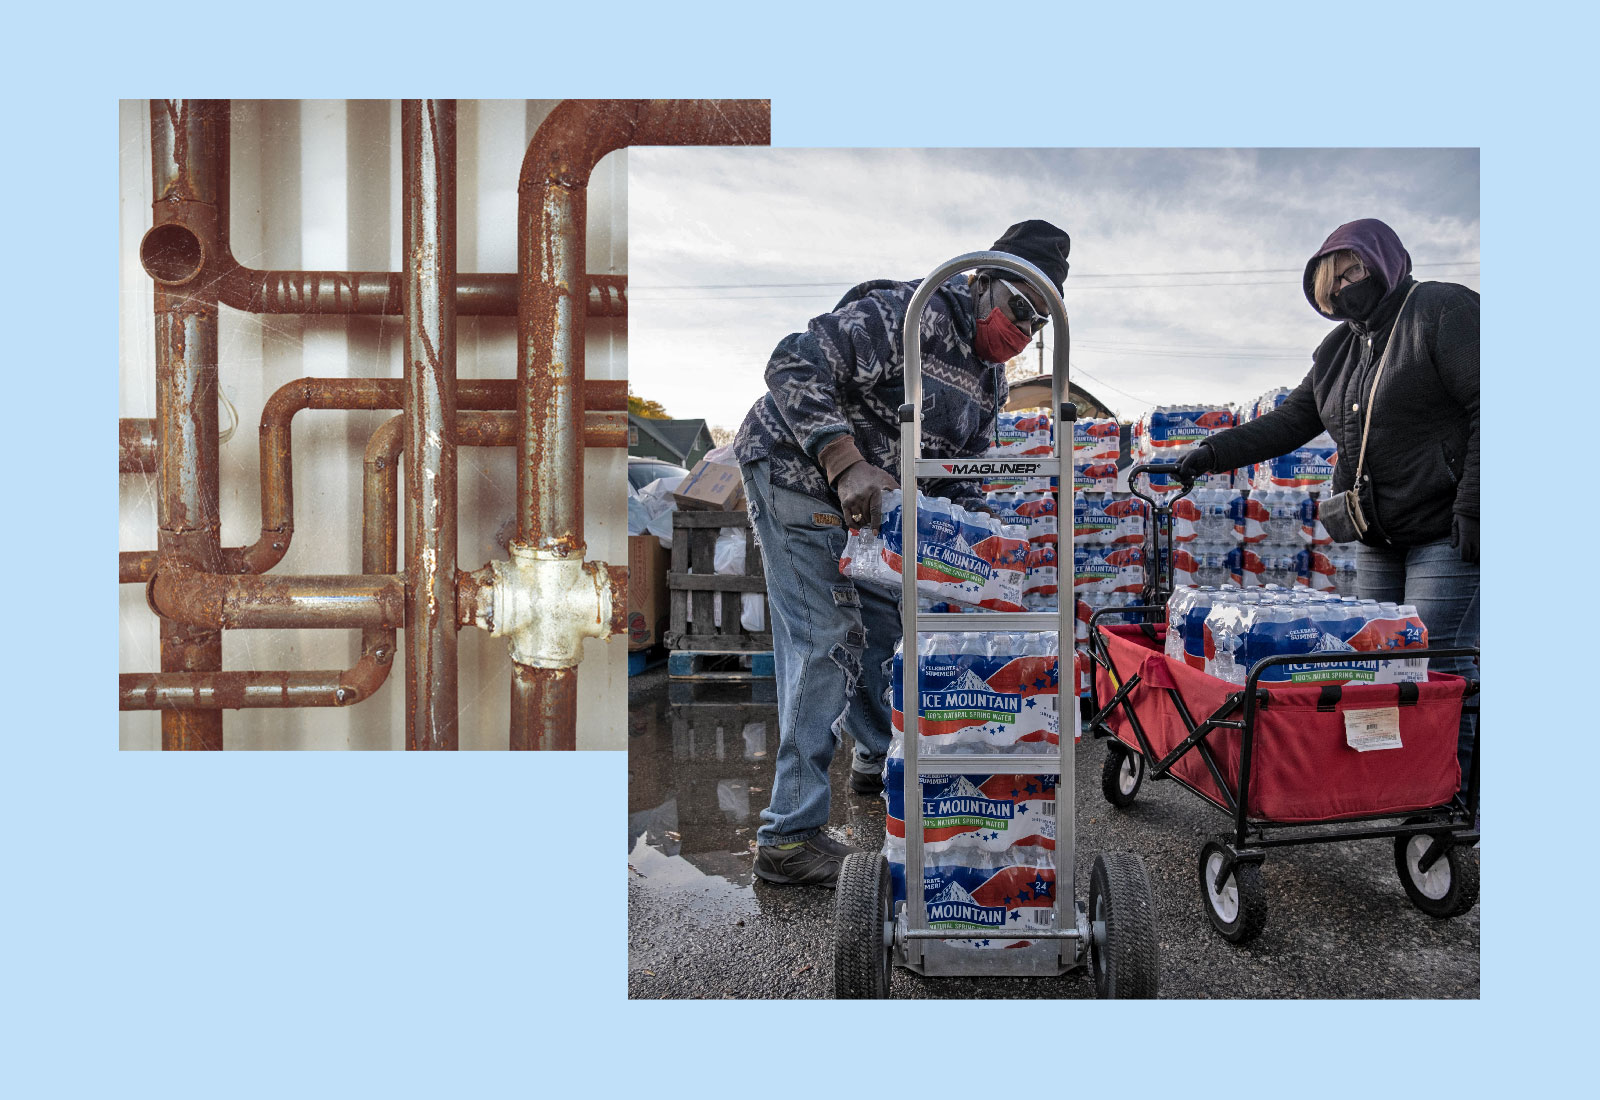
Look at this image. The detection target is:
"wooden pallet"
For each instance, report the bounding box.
[665,509,772,655]
[667,650,775,680]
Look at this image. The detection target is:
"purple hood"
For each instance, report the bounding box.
[1302,218,1413,320]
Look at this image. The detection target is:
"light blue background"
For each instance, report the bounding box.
[6,2,1590,1095]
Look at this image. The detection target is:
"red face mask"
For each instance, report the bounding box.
[974,306,1032,363]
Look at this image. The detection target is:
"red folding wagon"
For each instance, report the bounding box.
[1084,465,1480,944]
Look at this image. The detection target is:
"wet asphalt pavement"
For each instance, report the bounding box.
[627,665,1478,1000]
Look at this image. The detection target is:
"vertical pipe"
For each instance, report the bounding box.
[509,667,578,752]
[517,158,586,555]
[402,100,459,751]
[512,101,769,749]
[149,99,227,751]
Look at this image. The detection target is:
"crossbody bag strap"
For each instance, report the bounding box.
[1350,282,1420,489]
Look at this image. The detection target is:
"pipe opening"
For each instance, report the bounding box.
[140,223,205,285]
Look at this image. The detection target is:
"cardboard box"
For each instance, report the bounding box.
[672,459,745,512]
[628,534,671,651]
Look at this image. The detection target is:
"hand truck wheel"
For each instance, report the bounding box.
[1100,742,1144,807]
[833,852,894,999]
[1198,839,1267,945]
[1087,851,1160,999]
[1393,818,1479,919]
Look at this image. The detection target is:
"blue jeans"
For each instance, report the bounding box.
[1357,537,1479,793]
[742,458,899,846]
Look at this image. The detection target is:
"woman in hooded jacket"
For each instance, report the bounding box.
[1177,218,1479,792]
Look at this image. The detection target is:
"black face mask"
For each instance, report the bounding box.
[1332,275,1383,322]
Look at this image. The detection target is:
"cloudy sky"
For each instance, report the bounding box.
[628,147,1478,432]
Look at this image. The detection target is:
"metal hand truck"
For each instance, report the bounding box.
[1085,463,1480,945]
[832,252,1159,998]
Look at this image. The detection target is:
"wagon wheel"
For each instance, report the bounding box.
[1198,839,1267,945]
[1087,851,1160,999]
[833,853,893,999]
[1394,819,1479,919]
[1100,742,1144,807]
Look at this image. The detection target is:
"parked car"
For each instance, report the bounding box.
[628,456,690,492]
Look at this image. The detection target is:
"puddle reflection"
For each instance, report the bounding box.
[629,677,886,918]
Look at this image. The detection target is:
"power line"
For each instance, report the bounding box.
[637,270,1479,300]
[632,259,1480,291]
[1071,366,1162,409]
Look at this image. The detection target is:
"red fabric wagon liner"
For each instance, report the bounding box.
[1094,624,1464,823]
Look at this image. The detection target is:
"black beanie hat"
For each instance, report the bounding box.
[990,220,1071,292]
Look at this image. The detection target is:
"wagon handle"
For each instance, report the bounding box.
[1126,462,1194,514]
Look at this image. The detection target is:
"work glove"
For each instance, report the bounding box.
[1174,443,1216,481]
[1451,513,1479,564]
[836,461,899,531]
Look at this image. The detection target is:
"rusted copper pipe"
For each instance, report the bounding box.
[219,269,626,318]
[197,101,626,320]
[120,412,406,712]
[516,98,770,549]
[605,564,629,637]
[401,100,459,751]
[119,651,392,711]
[119,377,625,584]
[510,98,769,749]
[150,99,228,751]
[120,419,158,474]
[509,666,578,751]
[152,564,406,630]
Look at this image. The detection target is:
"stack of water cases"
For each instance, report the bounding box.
[1164,584,1430,686]
[857,405,1065,949]
[1131,405,1240,494]
[978,410,1059,618]
[1071,417,1144,700]
[1241,386,1359,592]
[884,633,1062,947]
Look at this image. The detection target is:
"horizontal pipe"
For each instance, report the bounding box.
[218,269,626,318]
[122,401,410,713]
[120,418,158,474]
[119,377,627,584]
[151,563,406,630]
[120,642,393,710]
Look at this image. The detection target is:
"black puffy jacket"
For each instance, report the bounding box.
[1205,275,1479,548]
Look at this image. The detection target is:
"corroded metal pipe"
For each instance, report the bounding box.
[151,564,406,630]
[150,98,228,751]
[511,98,770,744]
[220,269,626,318]
[120,419,157,474]
[402,100,459,751]
[198,103,626,319]
[509,666,578,752]
[119,377,626,584]
[121,410,407,712]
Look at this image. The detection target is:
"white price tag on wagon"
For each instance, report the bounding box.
[1344,708,1403,752]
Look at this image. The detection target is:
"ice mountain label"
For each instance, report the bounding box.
[923,877,1006,929]
[921,775,1016,830]
[921,667,1021,724]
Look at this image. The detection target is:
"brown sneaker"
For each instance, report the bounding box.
[753,832,858,887]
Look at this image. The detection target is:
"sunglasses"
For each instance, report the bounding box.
[997,277,1049,335]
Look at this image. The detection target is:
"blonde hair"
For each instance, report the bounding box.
[1312,249,1361,314]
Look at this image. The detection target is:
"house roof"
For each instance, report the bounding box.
[629,415,709,462]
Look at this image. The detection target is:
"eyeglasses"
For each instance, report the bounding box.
[997,277,1049,334]
[1333,261,1367,291]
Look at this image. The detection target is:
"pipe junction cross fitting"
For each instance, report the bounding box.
[483,542,613,668]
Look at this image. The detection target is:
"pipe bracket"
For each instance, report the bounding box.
[486,541,613,668]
